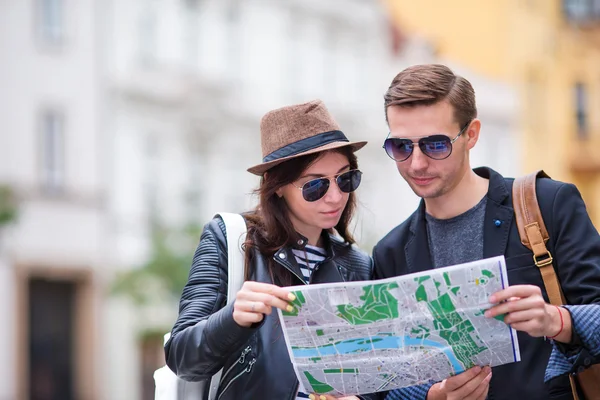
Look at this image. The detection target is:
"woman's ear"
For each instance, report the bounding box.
[275,187,283,198]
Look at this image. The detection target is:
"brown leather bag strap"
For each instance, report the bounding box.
[512,171,600,400]
[512,170,565,306]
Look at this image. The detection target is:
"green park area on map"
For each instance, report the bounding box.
[277,256,520,397]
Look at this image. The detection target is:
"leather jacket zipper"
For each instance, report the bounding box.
[217,358,257,399]
[220,345,251,383]
[309,262,322,284]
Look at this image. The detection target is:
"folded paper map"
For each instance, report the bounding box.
[277,256,521,396]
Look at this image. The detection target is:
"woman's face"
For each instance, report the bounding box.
[277,151,352,244]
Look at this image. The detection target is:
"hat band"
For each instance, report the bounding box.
[263,130,348,163]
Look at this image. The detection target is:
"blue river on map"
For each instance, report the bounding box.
[291,335,465,374]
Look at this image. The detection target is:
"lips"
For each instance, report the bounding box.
[411,176,435,186]
[321,209,342,217]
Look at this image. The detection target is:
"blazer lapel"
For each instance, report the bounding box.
[405,200,434,274]
[476,167,514,258]
[483,199,513,258]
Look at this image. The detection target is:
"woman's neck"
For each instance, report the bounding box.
[305,230,322,247]
[288,214,323,247]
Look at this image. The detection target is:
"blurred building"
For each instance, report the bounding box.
[0,0,519,399]
[0,1,106,400]
[385,0,600,226]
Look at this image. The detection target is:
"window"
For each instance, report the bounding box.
[526,69,546,134]
[182,0,200,67]
[322,26,338,96]
[594,0,600,16]
[40,110,65,193]
[226,2,242,82]
[138,4,158,65]
[287,11,302,98]
[563,0,600,23]
[36,0,64,44]
[574,82,588,139]
[144,134,159,223]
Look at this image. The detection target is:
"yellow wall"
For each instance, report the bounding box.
[384,1,510,79]
[385,0,600,227]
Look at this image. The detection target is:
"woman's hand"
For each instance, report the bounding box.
[233,281,296,327]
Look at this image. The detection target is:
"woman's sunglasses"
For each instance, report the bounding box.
[382,121,471,162]
[293,169,362,202]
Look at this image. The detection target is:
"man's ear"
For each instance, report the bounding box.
[465,119,481,151]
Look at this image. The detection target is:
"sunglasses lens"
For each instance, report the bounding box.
[384,138,413,161]
[419,135,452,160]
[337,170,362,193]
[302,178,330,202]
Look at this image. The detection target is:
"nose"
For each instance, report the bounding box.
[408,145,429,172]
[323,179,343,203]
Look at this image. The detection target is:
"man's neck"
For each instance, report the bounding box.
[424,169,489,220]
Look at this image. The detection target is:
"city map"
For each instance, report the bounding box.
[277,256,521,396]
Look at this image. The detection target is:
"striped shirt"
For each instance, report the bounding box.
[292,245,327,284]
[545,304,600,381]
[292,245,326,399]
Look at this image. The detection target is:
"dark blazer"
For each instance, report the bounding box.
[165,216,375,400]
[372,167,600,400]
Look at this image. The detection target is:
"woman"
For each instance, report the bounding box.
[165,100,375,400]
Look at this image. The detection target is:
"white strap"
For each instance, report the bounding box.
[218,212,247,305]
[208,212,247,400]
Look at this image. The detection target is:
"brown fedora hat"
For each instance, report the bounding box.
[247,99,367,175]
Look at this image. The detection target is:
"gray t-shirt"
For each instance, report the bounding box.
[426,196,487,268]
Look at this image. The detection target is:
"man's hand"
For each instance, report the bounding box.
[485,285,572,342]
[427,366,491,400]
[308,395,358,400]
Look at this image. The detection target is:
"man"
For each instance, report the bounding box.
[373,64,600,400]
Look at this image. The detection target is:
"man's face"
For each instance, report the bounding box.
[386,100,473,200]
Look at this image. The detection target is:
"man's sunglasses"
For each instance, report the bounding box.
[382,121,471,162]
[292,169,362,202]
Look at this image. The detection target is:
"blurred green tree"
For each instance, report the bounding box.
[111,222,202,305]
[0,185,18,227]
[110,222,204,395]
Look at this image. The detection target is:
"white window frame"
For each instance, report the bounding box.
[36,0,64,45]
[39,108,65,194]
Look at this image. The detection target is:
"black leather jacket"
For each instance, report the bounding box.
[165,216,375,400]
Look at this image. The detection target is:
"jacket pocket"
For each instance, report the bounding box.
[505,253,536,271]
[505,254,548,296]
[219,345,252,384]
[217,357,256,399]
